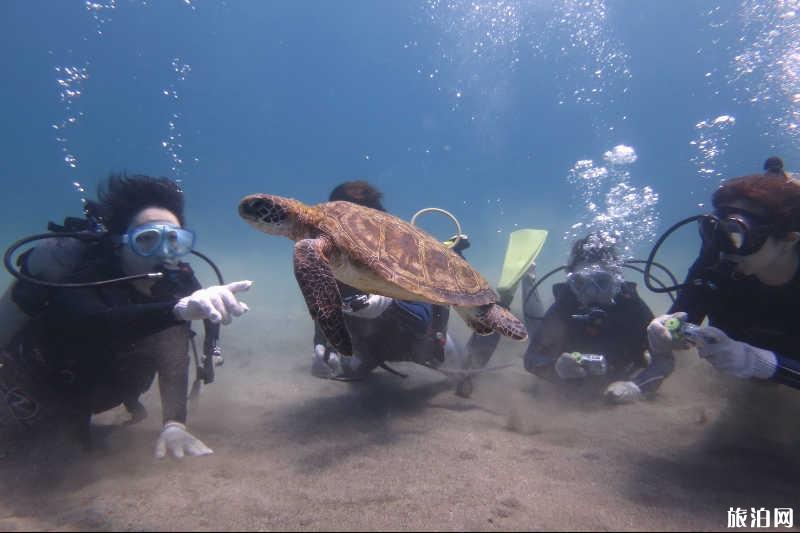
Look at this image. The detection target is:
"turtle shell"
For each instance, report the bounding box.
[317,201,495,306]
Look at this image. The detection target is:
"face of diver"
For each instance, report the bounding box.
[715,199,800,280]
[119,206,183,277]
[567,262,623,307]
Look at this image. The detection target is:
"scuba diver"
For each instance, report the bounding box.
[524,233,674,404]
[647,157,800,389]
[0,173,251,458]
[311,180,469,381]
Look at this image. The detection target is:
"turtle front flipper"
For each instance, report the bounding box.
[294,237,353,356]
[455,304,528,341]
[455,306,494,336]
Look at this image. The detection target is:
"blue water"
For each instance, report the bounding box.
[1,0,798,311]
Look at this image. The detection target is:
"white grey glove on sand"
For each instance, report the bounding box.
[155,422,213,459]
[605,381,643,404]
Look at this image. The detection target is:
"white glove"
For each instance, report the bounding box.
[647,312,691,354]
[311,344,366,380]
[555,352,587,380]
[605,381,642,404]
[312,344,341,377]
[174,280,252,324]
[694,326,778,379]
[343,294,392,319]
[154,421,213,459]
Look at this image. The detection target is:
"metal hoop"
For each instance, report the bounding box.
[411,208,462,249]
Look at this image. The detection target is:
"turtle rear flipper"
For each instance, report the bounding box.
[456,304,528,341]
[294,238,353,356]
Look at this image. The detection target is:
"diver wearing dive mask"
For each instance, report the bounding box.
[118,222,196,261]
[525,234,675,404]
[698,208,775,259]
[566,263,625,308]
[0,174,252,460]
[116,221,198,292]
[649,158,800,390]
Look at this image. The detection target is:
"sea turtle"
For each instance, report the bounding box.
[238,194,527,356]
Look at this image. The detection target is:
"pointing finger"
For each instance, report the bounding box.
[226,280,253,294]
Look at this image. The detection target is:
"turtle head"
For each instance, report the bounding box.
[239,194,314,240]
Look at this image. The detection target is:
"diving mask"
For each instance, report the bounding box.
[118,222,196,260]
[698,209,774,256]
[566,264,623,306]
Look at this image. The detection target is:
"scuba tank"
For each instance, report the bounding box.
[0,216,103,347]
[0,287,28,348]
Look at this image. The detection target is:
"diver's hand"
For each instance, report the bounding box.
[647,313,691,354]
[524,262,537,279]
[695,327,777,379]
[342,294,392,319]
[173,281,252,324]
[154,422,213,459]
[605,381,642,404]
[311,344,342,378]
[555,352,587,380]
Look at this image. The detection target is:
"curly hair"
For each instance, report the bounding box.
[763,156,786,177]
[329,180,386,211]
[712,166,800,236]
[86,173,185,234]
[566,233,621,273]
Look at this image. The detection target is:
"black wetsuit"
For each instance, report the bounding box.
[313,284,438,379]
[671,255,800,389]
[524,281,674,394]
[3,255,198,436]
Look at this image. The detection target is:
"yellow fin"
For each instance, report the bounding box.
[497,229,548,293]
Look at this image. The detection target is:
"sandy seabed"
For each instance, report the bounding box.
[0,305,798,532]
